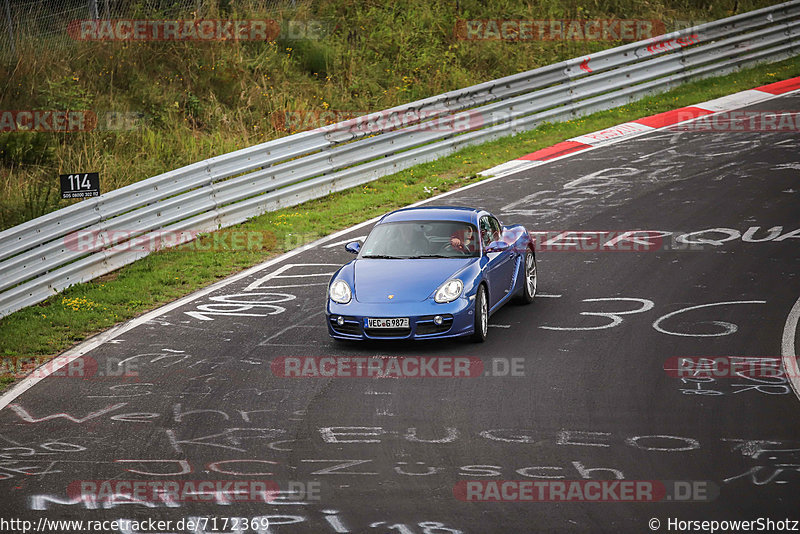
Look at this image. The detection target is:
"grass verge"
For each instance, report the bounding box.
[1,55,799,391]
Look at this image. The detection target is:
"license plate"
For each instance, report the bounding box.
[367,317,409,329]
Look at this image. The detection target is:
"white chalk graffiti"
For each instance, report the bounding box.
[184,293,296,321]
[539,296,766,337]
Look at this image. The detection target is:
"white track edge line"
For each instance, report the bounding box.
[781,296,800,403]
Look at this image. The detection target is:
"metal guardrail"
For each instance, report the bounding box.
[1,1,799,318]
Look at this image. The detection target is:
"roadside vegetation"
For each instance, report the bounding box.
[0,0,779,228]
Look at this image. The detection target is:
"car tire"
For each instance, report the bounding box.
[471,285,488,343]
[516,251,536,304]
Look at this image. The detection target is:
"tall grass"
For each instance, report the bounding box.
[0,0,782,229]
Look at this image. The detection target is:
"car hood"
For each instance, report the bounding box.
[353,258,476,303]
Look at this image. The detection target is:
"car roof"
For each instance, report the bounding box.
[379,206,487,224]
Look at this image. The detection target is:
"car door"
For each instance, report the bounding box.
[481,215,516,307]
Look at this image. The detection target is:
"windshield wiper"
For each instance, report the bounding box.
[402,254,453,259]
[361,254,402,259]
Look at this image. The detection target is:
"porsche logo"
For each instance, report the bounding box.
[388,294,394,299]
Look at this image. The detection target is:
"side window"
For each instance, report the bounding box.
[489,217,502,242]
[479,217,493,247]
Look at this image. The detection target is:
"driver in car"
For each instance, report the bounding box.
[449,225,477,253]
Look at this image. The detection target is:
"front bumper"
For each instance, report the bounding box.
[326,296,475,340]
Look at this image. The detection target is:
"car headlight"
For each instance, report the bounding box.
[434,279,463,303]
[329,280,352,304]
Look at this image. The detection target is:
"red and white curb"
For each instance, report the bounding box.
[480,76,800,177]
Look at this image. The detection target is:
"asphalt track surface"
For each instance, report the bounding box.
[1,93,799,533]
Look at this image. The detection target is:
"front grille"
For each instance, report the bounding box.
[416,315,454,336]
[365,327,411,338]
[330,316,361,335]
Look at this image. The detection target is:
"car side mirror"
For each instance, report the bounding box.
[485,240,510,253]
[345,241,361,254]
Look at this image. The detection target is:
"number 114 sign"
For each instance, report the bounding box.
[60,172,100,199]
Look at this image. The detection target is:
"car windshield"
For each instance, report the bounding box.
[360,220,480,259]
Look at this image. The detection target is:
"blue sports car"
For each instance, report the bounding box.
[326,206,537,342]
